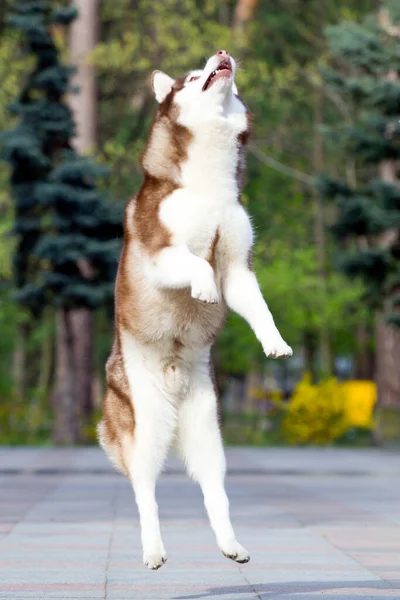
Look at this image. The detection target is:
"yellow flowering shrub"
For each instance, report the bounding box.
[283,375,347,444]
[342,381,377,428]
[283,376,377,445]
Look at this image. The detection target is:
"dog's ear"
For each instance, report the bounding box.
[151,71,175,103]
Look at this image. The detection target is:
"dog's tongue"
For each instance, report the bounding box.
[211,69,231,85]
[202,62,232,91]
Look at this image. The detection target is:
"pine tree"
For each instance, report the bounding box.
[0,1,121,441]
[318,3,400,405]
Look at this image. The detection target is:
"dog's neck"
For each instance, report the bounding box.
[141,94,248,200]
[180,118,246,197]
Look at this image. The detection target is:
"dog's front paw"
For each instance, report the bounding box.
[143,550,167,570]
[191,267,219,304]
[220,539,250,564]
[262,334,293,359]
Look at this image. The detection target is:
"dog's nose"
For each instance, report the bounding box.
[217,50,229,59]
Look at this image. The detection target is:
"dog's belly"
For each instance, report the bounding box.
[164,287,225,342]
[132,285,226,348]
[117,284,225,403]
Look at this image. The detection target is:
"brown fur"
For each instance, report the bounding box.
[236,112,251,194]
[99,76,247,474]
[97,332,134,475]
[135,79,192,255]
[133,175,175,253]
[206,229,220,268]
[98,77,221,472]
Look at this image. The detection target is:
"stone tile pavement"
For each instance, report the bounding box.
[0,447,399,599]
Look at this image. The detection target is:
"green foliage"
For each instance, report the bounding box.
[222,411,286,446]
[0,0,122,314]
[217,244,365,375]
[319,11,400,324]
[0,0,392,443]
[0,297,53,444]
[93,0,232,200]
[283,375,348,444]
[95,0,372,378]
[34,153,122,309]
[256,244,366,349]
[0,1,122,443]
[0,17,29,280]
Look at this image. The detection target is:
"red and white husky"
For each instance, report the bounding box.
[98,51,292,570]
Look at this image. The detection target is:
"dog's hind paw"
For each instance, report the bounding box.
[221,540,250,564]
[143,543,167,570]
[143,552,167,570]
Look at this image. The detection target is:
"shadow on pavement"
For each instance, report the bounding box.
[174,580,399,600]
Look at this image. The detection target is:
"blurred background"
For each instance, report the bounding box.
[0,0,399,448]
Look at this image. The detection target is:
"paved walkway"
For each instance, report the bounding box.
[1,447,400,599]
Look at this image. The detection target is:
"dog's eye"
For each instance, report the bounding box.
[188,76,200,83]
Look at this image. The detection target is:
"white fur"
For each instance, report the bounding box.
[121,332,176,569]
[220,204,292,358]
[119,53,292,569]
[151,70,174,103]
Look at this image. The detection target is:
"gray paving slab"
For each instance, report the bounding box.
[0,447,399,599]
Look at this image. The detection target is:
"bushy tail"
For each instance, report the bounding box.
[97,420,130,476]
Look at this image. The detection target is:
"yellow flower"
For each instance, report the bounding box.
[283,376,377,445]
[343,381,377,428]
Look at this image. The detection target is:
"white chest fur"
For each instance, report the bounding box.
[159,188,224,256]
[159,99,247,256]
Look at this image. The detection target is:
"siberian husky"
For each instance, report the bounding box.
[98,50,292,570]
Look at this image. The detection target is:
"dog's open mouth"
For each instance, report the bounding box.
[202,60,232,91]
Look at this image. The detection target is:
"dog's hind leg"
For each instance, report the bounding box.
[177,351,250,564]
[121,333,177,570]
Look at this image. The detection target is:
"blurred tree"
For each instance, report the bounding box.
[0,0,121,442]
[238,0,374,377]
[92,0,373,383]
[319,3,400,405]
[0,0,31,400]
[233,0,258,40]
[0,0,392,444]
[57,0,100,436]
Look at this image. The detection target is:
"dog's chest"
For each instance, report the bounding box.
[159,182,236,258]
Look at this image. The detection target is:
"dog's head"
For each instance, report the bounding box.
[151,51,242,123]
[142,51,247,182]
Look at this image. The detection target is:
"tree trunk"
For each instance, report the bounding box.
[232,0,259,52]
[52,309,95,444]
[303,329,317,382]
[68,0,98,153]
[376,306,400,408]
[70,309,94,423]
[52,310,80,444]
[375,6,400,410]
[233,0,258,33]
[312,1,332,378]
[13,322,30,401]
[354,322,374,380]
[373,6,400,440]
[313,100,331,376]
[70,0,99,435]
[37,310,54,398]
[52,0,99,443]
